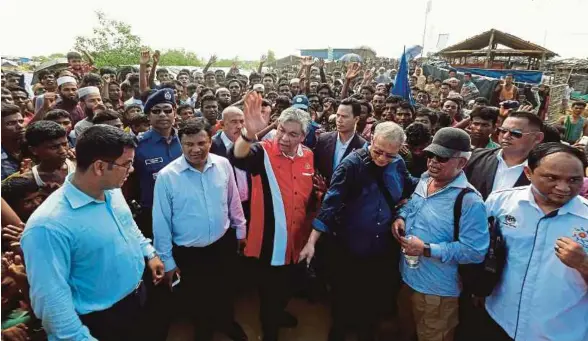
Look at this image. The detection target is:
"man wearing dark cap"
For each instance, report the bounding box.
[392,127,489,341]
[292,95,321,149]
[132,88,182,239]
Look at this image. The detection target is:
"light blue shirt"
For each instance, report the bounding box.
[21,174,155,341]
[333,133,352,170]
[152,153,246,272]
[485,186,588,341]
[399,171,489,297]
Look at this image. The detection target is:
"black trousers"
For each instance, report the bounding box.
[455,295,513,341]
[478,307,513,341]
[173,232,237,335]
[137,209,154,240]
[79,282,147,341]
[328,239,400,337]
[254,261,303,336]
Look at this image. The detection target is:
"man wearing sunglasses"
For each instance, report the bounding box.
[393,127,489,341]
[465,111,544,200]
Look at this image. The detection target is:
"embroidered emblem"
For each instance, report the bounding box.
[572,227,588,249]
[296,97,303,103]
[503,214,517,228]
[305,163,311,169]
[164,91,172,100]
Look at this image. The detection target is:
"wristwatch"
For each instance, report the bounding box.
[147,250,158,260]
[423,243,431,258]
[240,128,257,143]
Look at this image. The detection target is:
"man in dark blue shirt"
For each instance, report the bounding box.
[300,121,416,341]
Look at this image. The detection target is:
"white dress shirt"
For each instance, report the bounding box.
[333,133,353,169]
[220,131,250,202]
[491,150,527,192]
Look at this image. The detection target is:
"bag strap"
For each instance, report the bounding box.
[453,188,474,241]
[357,148,396,213]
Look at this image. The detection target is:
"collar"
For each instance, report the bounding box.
[523,186,588,220]
[220,131,233,149]
[63,174,107,209]
[496,149,528,168]
[148,128,177,143]
[177,154,215,173]
[417,171,470,197]
[270,140,304,159]
[337,133,354,146]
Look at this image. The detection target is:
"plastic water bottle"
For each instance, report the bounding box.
[403,235,420,269]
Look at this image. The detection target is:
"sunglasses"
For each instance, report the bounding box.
[497,127,535,139]
[371,147,396,159]
[151,108,174,115]
[425,151,452,163]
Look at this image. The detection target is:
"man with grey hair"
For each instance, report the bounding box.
[229,92,321,341]
[392,127,489,341]
[300,121,417,341]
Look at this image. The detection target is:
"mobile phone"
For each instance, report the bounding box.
[171,273,180,287]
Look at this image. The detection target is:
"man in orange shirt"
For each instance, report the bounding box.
[229,92,323,341]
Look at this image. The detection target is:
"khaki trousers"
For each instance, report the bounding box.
[397,284,459,341]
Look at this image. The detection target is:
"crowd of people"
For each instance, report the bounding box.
[1,48,588,341]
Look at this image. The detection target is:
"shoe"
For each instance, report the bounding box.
[224,321,248,341]
[279,311,298,328]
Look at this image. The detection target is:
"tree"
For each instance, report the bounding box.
[74,11,142,67]
[158,49,202,66]
[267,49,276,64]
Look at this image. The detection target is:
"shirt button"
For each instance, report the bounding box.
[295,192,298,195]
[376,234,379,238]
[294,176,296,179]
[377,222,380,225]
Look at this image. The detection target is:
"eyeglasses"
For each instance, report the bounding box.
[108,161,133,171]
[151,108,174,115]
[371,147,396,159]
[497,127,535,139]
[425,151,452,163]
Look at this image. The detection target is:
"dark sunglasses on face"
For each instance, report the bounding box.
[425,151,451,163]
[371,147,396,159]
[497,127,533,139]
[151,108,174,115]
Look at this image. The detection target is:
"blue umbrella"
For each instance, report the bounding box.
[339,53,363,63]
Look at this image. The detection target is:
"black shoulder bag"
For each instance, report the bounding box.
[454,188,506,297]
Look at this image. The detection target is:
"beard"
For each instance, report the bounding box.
[84,106,95,119]
[61,95,78,106]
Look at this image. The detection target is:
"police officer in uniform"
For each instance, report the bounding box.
[132,88,182,238]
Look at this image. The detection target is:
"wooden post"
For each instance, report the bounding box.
[484,29,496,68]
[540,52,547,71]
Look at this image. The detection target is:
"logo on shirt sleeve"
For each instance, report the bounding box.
[572,227,588,250]
[145,157,164,165]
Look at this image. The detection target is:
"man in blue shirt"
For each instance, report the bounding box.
[153,118,248,341]
[482,143,588,341]
[21,125,164,341]
[392,127,489,341]
[300,122,416,341]
[132,88,182,239]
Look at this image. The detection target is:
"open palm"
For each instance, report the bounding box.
[243,91,267,137]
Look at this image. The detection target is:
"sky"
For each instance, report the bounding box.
[1,0,587,60]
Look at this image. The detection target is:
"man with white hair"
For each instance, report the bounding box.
[229,92,321,341]
[392,127,489,341]
[73,86,104,137]
[300,121,416,341]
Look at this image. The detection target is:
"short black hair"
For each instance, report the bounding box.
[405,122,431,147]
[215,69,225,75]
[1,175,40,209]
[82,73,102,86]
[415,108,438,126]
[360,85,375,94]
[25,120,66,147]
[75,125,138,171]
[92,110,122,125]
[156,68,169,76]
[434,78,442,83]
[385,95,404,104]
[1,87,11,96]
[464,72,472,77]
[397,101,415,115]
[38,70,53,80]
[474,97,489,105]
[528,142,588,171]
[340,97,361,117]
[507,111,543,130]
[200,94,217,104]
[44,109,72,121]
[227,79,241,88]
[358,100,372,115]
[124,104,143,114]
[438,112,452,128]
[129,114,150,126]
[178,117,212,139]
[317,84,333,96]
[100,67,117,76]
[128,74,140,85]
[1,103,21,118]
[177,104,193,114]
[572,101,587,108]
[470,106,499,125]
[66,51,82,60]
[541,124,562,143]
[8,86,28,96]
[275,96,291,107]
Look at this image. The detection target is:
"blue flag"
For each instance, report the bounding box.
[391,46,415,106]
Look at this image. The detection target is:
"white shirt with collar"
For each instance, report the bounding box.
[485,186,588,341]
[334,133,353,169]
[492,149,527,192]
[220,131,249,202]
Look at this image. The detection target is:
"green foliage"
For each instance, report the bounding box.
[267,50,276,64]
[73,11,142,67]
[158,49,202,66]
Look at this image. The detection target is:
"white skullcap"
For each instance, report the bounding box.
[253,84,265,92]
[77,86,100,99]
[215,87,229,95]
[290,78,300,84]
[57,76,77,86]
